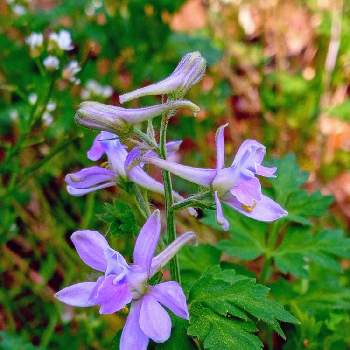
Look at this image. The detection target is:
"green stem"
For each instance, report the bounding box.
[172,191,213,211]
[159,112,181,284]
[133,127,158,149]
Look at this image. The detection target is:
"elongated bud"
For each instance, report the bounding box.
[119,51,206,103]
[75,100,200,133]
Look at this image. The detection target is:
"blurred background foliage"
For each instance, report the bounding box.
[1,0,350,349]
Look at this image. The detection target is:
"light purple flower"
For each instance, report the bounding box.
[137,124,287,230]
[55,210,195,349]
[75,100,200,134]
[119,51,206,103]
[65,132,194,212]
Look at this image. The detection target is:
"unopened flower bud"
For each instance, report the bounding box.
[119,51,206,103]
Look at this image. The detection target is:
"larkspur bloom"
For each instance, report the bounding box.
[135,124,287,230]
[75,99,200,134]
[43,56,59,71]
[56,210,195,350]
[49,30,73,51]
[119,51,206,103]
[65,131,186,203]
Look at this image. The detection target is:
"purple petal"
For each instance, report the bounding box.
[216,124,228,170]
[214,192,229,231]
[143,156,216,187]
[55,282,97,307]
[256,164,277,178]
[223,194,288,222]
[87,133,105,161]
[150,281,189,319]
[232,139,266,168]
[120,301,149,350]
[139,295,172,343]
[128,167,164,193]
[104,247,129,278]
[212,166,240,194]
[150,232,196,276]
[166,140,182,155]
[65,166,116,196]
[71,230,109,271]
[94,275,132,314]
[133,210,161,272]
[99,132,128,177]
[66,182,115,196]
[231,176,262,207]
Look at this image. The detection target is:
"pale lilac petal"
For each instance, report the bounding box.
[99,132,127,177]
[71,230,110,271]
[224,194,288,222]
[166,140,182,155]
[143,156,216,186]
[87,133,105,161]
[216,124,228,170]
[94,275,132,314]
[232,139,266,168]
[212,166,240,193]
[128,167,164,194]
[104,247,129,278]
[256,164,277,178]
[65,166,115,188]
[133,210,161,272]
[55,282,97,307]
[150,232,196,276]
[66,182,115,196]
[139,295,172,343]
[231,176,262,207]
[120,301,149,350]
[214,192,229,231]
[150,281,189,319]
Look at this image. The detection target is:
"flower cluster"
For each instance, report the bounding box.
[56,51,287,349]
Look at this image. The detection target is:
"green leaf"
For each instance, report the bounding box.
[273,228,350,277]
[202,208,266,260]
[0,332,39,350]
[188,266,298,349]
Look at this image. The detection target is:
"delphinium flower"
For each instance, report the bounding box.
[132,124,287,230]
[43,55,60,71]
[75,99,200,134]
[56,210,195,350]
[65,131,188,205]
[119,51,206,103]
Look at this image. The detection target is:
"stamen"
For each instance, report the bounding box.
[241,201,257,213]
[100,161,109,168]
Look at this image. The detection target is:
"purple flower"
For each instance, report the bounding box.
[65,132,195,214]
[138,124,287,230]
[55,210,195,349]
[75,100,200,134]
[119,51,206,103]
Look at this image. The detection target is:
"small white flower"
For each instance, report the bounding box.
[49,30,73,51]
[28,93,38,105]
[62,60,81,83]
[47,101,57,112]
[12,4,26,15]
[42,111,53,126]
[102,86,113,98]
[43,56,60,71]
[9,109,19,121]
[26,32,43,50]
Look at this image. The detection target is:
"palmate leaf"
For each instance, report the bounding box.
[188,266,298,350]
[269,155,333,224]
[273,228,350,277]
